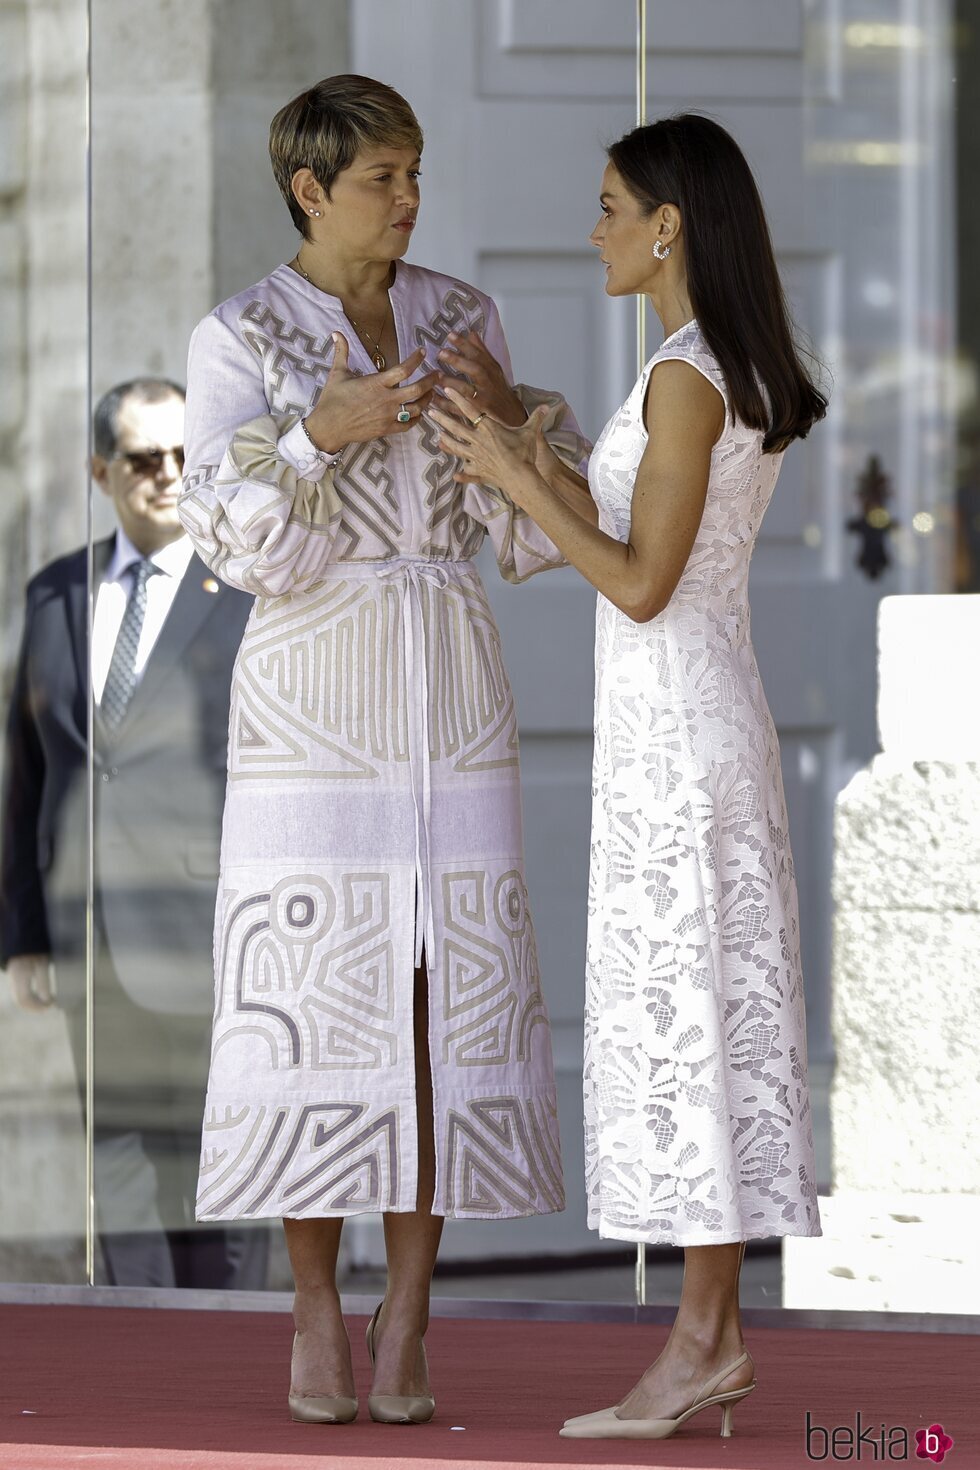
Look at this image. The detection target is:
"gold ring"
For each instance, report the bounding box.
[472,413,486,426]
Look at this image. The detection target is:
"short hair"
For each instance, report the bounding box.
[269,73,424,236]
[93,378,185,459]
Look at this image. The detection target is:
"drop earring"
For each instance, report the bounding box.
[653,240,672,260]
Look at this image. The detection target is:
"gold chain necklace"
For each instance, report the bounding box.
[293,255,391,371]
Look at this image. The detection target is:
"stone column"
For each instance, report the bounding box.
[90,0,215,388]
[783,594,980,1314]
[88,0,348,540]
[0,0,89,1282]
[1,0,88,629]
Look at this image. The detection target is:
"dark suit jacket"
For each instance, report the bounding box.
[0,536,253,1015]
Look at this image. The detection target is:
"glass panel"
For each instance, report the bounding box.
[58,0,963,1322]
[0,0,90,1284]
[339,0,641,1308]
[781,0,961,1318]
[81,0,636,1304]
[956,2,980,592]
[84,3,278,1289]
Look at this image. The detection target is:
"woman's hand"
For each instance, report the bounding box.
[436,331,527,429]
[304,334,440,454]
[429,387,549,499]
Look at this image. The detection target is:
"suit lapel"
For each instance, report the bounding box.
[69,537,114,729]
[123,555,223,719]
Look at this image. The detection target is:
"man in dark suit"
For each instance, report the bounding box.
[1,378,266,1289]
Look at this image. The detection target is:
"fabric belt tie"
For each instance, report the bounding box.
[326,558,472,969]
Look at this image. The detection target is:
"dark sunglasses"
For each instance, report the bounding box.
[114,445,185,476]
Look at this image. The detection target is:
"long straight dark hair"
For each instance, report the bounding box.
[608,114,827,453]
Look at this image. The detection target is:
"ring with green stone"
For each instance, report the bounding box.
[397,405,412,423]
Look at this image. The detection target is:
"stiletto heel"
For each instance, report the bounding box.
[287,1332,358,1424]
[560,1349,756,1441]
[366,1301,436,1425]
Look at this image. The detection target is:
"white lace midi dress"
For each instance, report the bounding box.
[584,321,822,1246]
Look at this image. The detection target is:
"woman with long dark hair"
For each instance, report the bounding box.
[431,113,825,1442]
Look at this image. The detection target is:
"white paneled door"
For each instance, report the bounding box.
[351,0,953,1266]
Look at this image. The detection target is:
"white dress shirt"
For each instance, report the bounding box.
[92,531,195,706]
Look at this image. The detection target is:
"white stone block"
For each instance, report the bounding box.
[830,751,980,1198]
[877,594,980,759]
[831,907,980,1192]
[782,1192,980,1314]
[832,759,980,911]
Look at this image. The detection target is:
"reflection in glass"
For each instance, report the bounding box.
[3,381,267,1288]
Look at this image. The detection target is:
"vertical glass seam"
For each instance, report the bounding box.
[636,0,647,372]
[84,0,95,1288]
[635,0,647,1313]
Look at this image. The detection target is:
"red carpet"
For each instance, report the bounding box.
[0,1304,976,1470]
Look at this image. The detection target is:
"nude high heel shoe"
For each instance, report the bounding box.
[559,1349,756,1440]
[365,1302,436,1424]
[287,1332,358,1424]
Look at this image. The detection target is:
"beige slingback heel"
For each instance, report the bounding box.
[559,1348,756,1440]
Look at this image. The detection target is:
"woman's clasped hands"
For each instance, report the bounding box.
[304,334,440,455]
[436,330,527,428]
[429,385,551,501]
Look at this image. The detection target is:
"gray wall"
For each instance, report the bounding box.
[1,0,89,657]
[89,0,349,544]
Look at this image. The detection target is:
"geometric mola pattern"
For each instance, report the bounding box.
[197,864,566,1220]
[180,263,590,1222]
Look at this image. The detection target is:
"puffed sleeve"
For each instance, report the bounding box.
[178,311,344,597]
[461,297,592,585]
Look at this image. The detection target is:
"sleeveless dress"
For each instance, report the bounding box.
[584,320,822,1246]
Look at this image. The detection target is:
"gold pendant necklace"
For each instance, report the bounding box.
[293,255,390,371]
[346,305,391,372]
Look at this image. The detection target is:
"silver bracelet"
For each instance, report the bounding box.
[300,416,340,465]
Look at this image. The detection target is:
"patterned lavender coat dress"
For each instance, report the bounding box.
[178,261,589,1222]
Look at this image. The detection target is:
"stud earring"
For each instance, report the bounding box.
[309,209,322,217]
[653,240,672,260]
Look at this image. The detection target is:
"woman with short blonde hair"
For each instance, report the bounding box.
[179,73,588,1426]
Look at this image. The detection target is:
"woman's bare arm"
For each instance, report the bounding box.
[540,453,599,526]
[432,360,722,620]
